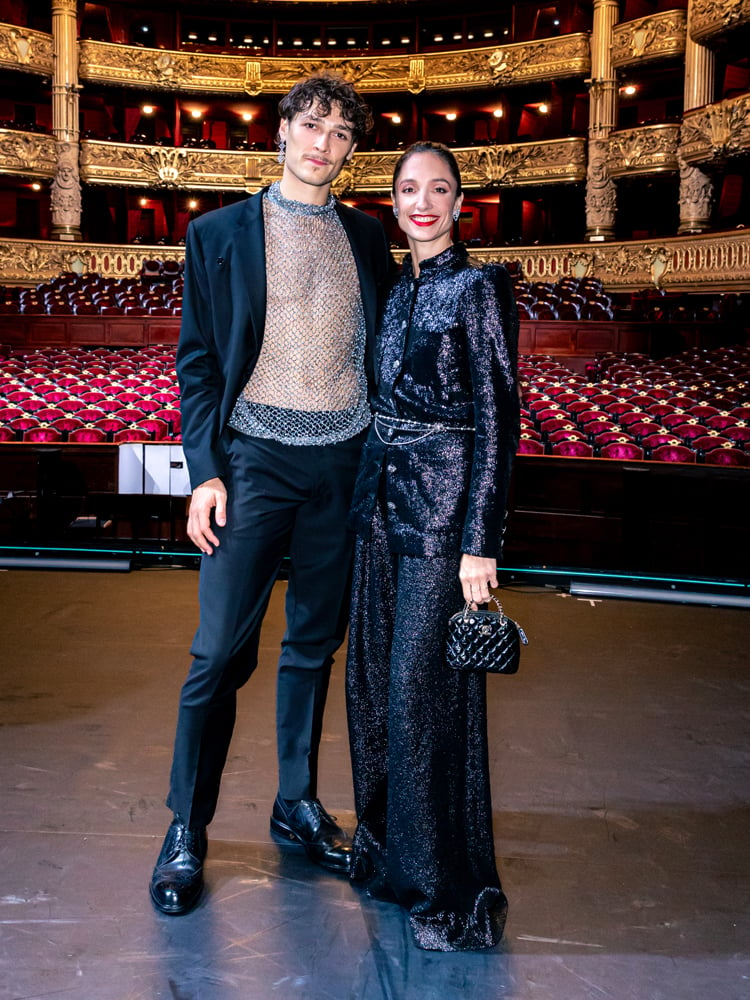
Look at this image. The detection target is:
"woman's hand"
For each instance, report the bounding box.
[187,477,227,555]
[459,553,498,605]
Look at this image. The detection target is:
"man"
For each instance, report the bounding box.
[149,73,390,916]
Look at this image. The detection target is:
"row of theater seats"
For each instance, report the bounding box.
[0,346,180,444]
[502,261,743,323]
[1,344,749,463]
[508,272,616,321]
[0,265,183,317]
[0,119,48,134]
[82,131,269,152]
[518,346,750,465]
[1,266,612,320]
[1,265,741,324]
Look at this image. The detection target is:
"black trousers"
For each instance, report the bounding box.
[167,429,364,829]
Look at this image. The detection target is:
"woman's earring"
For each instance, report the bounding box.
[277,139,286,164]
[453,208,460,221]
[392,206,399,218]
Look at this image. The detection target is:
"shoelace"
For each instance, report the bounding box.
[168,824,203,860]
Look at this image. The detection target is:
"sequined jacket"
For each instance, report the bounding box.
[176,187,391,489]
[348,244,520,559]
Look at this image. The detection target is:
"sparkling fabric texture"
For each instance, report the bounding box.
[348,242,520,557]
[347,504,508,951]
[346,244,518,951]
[229,182,369,445]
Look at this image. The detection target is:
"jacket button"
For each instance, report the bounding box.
[387,464,396,473]
[387,501,396,510]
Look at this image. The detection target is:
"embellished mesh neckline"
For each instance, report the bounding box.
[266,181,336,216]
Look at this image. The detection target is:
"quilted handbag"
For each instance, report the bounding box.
[446,596,528,674]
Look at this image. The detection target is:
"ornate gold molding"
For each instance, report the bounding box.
[79,137,587,193]
[607,123,680,177]
[78,33,590,95]
[680,93,750,163]
[79,140,285,192]
[611,9,687,68]
[0,22,53,75]
[0,128,57,179]
[471,138,587,188]
[78,42,240,94]
[481,34,590,88]
[490,230,750,293]
[661,231,750,292]
[2,231,748,294]
[567,243,673,289]
[0,239,87,284]
[690,0,750,46]
[342,139,586,193]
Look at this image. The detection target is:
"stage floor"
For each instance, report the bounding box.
[0,568,748,1000]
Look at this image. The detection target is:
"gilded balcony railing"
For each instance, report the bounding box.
[0,128,56,180]
[77,33,590,95]
[607,124,681,178]
[79,137,588,193]
[689,0,750,46]
[611,9,687,69]
[2,230,748,294]
[0,23,53,76]
[680,93,750,164]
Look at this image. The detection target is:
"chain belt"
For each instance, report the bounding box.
[373,413,475,446]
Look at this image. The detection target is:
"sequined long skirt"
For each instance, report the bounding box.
[346,501,508,951]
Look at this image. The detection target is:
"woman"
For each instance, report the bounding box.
[346,142,520,951]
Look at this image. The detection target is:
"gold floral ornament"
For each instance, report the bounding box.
[332,161,357,197]
[153,52,177,82]
[8,28,33,64]
[487,47,532,86]
[127,147,193,188]
[478,145,535,186]
[681,96,750,163]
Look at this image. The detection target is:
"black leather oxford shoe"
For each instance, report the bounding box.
[149,818,207,915]
[270,795,352,874]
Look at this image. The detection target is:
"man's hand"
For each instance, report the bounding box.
[187,477,227,555]
[459,553,498,605]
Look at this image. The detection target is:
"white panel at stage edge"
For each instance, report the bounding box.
[118,444,191,495]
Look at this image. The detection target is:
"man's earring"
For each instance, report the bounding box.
[277,139,286,164]
[453,208,460,221]
[392,206,399,218]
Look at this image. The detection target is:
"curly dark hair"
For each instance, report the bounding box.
[278,73,374,143]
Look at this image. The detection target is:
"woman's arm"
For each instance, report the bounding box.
[460,265,521,560]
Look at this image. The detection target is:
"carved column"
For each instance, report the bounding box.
[678,1,716,234]
[50,0,81,241]
[585,0,618,241]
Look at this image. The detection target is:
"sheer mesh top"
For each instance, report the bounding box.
[229,182,369,445]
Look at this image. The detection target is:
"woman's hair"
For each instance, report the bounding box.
[278,74,374,143]
[391,141,463,195]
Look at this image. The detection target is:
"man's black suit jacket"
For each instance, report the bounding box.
[176,187,391,490]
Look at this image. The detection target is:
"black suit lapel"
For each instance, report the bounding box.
[335,203,376,338]
[232,191,267,339]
